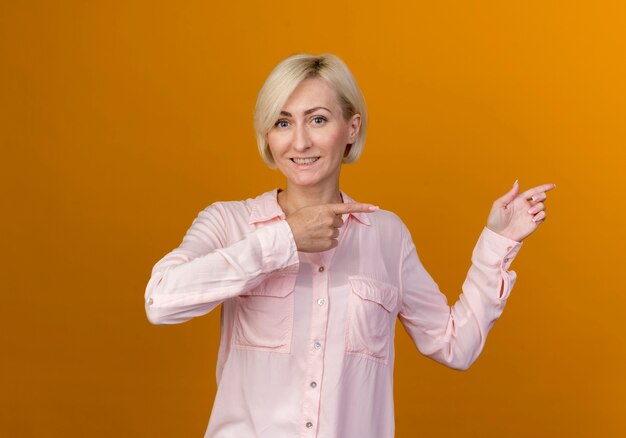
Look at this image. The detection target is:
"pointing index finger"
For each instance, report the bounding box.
[521,183,557,200]
[328,203,379,215]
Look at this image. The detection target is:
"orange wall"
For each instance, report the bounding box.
[2,1,624,436]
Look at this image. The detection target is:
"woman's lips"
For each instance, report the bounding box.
[291,157,320,165]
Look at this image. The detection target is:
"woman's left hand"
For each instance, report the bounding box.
[486,181,557,242]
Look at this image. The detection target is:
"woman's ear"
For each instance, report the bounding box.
[348,114,361,143]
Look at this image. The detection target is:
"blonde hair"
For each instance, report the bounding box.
[254,53,368,168]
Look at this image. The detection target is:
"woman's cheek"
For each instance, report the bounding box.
[268,132,291,153]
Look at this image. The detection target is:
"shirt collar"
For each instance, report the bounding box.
[338,191,371,226]
[248,189,371,226]
[248,189,285,224]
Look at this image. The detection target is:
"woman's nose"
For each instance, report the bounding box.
[293,125,312,151]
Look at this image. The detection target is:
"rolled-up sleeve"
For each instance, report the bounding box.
[398,225,522,370]
[144,204,299,325]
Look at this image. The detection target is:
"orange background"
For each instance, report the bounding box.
[2,1,624,437]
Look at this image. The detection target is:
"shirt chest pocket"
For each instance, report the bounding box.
[345,276,398,364]
[233,273,296,353]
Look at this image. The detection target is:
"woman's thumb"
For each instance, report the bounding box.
[500,179,520,206]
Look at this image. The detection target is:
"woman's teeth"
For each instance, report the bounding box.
[291,157,320,164]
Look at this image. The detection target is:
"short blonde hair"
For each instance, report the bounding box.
[254,53,368,168]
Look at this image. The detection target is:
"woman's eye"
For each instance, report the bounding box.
[275,120,289,128]
[312,116,326,125]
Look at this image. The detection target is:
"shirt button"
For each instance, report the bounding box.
[306,422,313,429]
[310,381,317,388]
[504,257,510,263]
[506,246,512,251]
[318,266,325,273]
[313,342,321,350]
[148,298,153,305]
[317,298,325,306]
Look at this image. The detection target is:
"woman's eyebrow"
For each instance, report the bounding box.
[279,106,332,117]
[304,106,331,115]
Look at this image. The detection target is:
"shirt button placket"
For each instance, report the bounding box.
[301,261,331,435]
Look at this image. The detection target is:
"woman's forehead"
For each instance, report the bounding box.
[281,77,340,114]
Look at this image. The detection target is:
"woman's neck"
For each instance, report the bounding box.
[277,184,343,216]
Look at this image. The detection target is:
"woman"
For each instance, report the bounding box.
[144,53,556,437]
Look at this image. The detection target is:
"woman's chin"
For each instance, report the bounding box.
[286,174,328,188]
[281,166,340,189]
[289,179,321,188]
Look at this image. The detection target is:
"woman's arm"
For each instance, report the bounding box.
[144,203,299,325]
[398,225,522,370]
[398,180,555,369]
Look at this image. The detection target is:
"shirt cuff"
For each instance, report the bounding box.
[255,219,300,275]
[478,226,523,271]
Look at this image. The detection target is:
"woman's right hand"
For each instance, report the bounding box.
[286,203,378,252]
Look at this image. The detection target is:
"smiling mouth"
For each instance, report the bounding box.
[291,157,320,165]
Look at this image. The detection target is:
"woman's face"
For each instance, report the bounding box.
[267,77,360,191]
